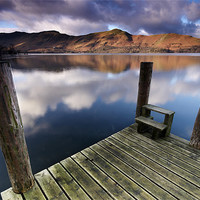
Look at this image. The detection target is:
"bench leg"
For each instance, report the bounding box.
[152,129,160,139]
[160,129,167,138]
[137,122,152,134]
[137,122,143,133]
[164,114,174,137]
[142,108,151,118]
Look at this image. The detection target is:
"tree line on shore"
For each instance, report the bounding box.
[0,44,24,60]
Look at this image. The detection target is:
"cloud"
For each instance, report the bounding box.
[184,1,200,21]
[27,16,107,36]
[0,27,20,33]
[12,63,200,136]
[0,10,107,35]
[0,0,14,11]
[0,0,199,37]
[120,0,198,36]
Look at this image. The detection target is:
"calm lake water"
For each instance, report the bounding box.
[0,53,200,194]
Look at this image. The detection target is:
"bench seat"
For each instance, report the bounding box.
[135,104,175,139]
[135,116,167,131]
[142,104,175,115]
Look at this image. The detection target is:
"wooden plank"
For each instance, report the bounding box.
[3,122,200,200]
[124,127,200,174]
[140,129,200,162]
[135,116,167,130]
[170,134,190,145]
[142,131,200,161]
[130,124,192,150]
[61,157,113,200]
[35,169,68,200]
[128,126,200,169]
[131,123,200,161]
[48,163,90,200]
[72,152,133,200]
[115,131,200,187]
[107,135,200,199]
[23,181,46,200]
[97,140,198,200]
[82,147,155,200]
[166,135,200,157]
[129,123,138,130]
[1,188,23,200]
[143,104,174,115]
[153,136,200,162]
[124,127,200,175]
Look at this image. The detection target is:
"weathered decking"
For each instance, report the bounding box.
[2,123,200,200]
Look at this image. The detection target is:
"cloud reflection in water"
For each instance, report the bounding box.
[13,69,137,132]
[13,65,200,137]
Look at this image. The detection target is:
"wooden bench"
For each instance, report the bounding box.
[135,104,175,139]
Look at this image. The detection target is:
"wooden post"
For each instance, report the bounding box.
[190,108,200,150]
[0,62,34,193]
[136,62,153,117]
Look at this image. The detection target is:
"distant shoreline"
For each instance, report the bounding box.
[1,29,200,54]
[1,52,200,62]
[13,52,200,57]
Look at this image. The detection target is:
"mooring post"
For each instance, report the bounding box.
[0,62,34,193]
[136,62,153,117]
[190,108,200,150]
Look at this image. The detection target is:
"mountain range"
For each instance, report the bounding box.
[0,29,199,53]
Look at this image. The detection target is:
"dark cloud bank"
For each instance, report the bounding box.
[0,0,199,37]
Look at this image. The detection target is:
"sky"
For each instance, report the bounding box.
[0,0,200,37]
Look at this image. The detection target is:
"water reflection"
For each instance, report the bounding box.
[11,54,200,72]
[12,65,200,138]
[13,69,137,132]
[0,54,200,194]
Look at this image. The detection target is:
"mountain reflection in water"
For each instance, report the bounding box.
[0,54,199,195]
[11,53,200,72]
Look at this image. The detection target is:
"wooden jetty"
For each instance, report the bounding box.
[2,123,200,200]
[1,61,200,199]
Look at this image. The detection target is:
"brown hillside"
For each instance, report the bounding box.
[0,29,199,53]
